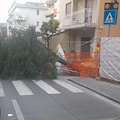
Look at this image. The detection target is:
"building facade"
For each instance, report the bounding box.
[7,1,48,36]
[0,23,7,38]
[45,0,59,19]
[57,0,120,52]
[96,0,120,38]
[58,0,99,52]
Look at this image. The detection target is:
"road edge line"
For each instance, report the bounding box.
[12,99,25,120]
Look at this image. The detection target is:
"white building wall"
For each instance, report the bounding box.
[18,8,48,31]
[14,8,20,12]
[8,2,49,34]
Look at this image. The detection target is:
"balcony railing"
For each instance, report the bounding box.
[13,13,26,21]
[62,9,98,27]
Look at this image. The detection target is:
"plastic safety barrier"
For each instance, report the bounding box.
[62,52,98,78]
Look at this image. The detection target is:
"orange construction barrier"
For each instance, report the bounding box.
[62,52,98,78]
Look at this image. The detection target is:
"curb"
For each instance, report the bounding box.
[68,79,120,105]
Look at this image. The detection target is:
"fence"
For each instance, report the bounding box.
[50,32,120,81]
[100,37,120,82]
[62,52,98,78]
[62,8,98,27]
[59,38,100,78]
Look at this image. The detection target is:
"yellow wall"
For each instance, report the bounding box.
[96,0,120,37]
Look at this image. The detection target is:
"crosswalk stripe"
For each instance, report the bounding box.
[33,80,60,94]
[53,80,83,93]
[12,81,34,96]
[0,80,5,97]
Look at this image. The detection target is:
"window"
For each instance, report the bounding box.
[85,0,93,23]
[37,21,39,26]
[66,2,71,15]
[54,2,57,9]
[37,10,39,15]
[85,0,93,8]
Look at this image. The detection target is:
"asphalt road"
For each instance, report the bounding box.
[0,79,120,120]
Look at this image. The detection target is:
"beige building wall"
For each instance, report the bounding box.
[46,1,59,20]
[75,30,81,51]
[92,0,100,23]
[96,0,120,37]
[59,0,99,29]
[51,0,120,53]
[49,31,71,52]
[58,0,98,52]
[59,0,72,28]
[73,0,85,11]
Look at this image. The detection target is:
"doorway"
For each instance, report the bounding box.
[81,37,91,52]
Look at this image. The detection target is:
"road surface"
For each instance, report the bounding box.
[0,79,120,120]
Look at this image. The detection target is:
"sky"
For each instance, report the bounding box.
[0,0,45,23]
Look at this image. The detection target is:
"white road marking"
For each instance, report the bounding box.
[8,114,13,117]
[33,80,60,94]
[94,94,120,109]
[12,81,34,96]
[53,80,83,93]
[0,80,5,97]
[12,99,25,120]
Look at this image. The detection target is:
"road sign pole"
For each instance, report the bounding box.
[108,25,110,37]
[108,0,113,37]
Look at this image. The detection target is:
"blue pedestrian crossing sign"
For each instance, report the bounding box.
[103,2,119,25]
[103,10,117,25]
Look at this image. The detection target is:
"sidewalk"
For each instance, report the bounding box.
[58,70,120,104]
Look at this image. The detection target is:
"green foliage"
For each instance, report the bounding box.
[48,19,60,34]
[40,19,60,47]
[0,26,57,80]
[40,22,49,41]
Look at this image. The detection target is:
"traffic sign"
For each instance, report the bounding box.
[103,10,117,25]
[104,2,119,10]
[103,2,119,25]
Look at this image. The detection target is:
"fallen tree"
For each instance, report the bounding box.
[39,19,69,65]
[36,40,69,65]
[0,26,68,80]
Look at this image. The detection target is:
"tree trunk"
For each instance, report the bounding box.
[47,38,49,48]
[37,40,69,65]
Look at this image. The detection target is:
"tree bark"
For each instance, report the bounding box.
[37,40,69,65]
[47,38,49,48]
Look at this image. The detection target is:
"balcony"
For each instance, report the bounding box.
[8,13,26,23]
[13,13,26,21]
[62,9,98,29]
